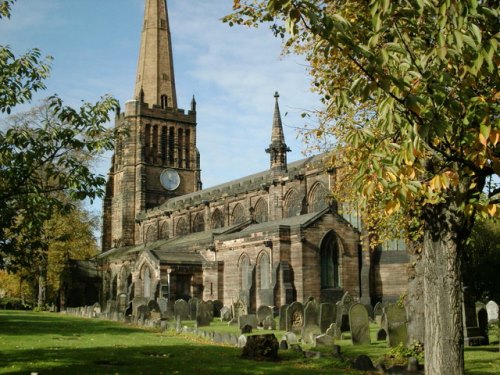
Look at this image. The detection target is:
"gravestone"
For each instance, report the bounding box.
[279,339,288,350]
[279,304,289,331]
[314,334,334,347]
[148,300,161,320]
[262,315,276,330]
[319,303,336,333]
[118,293,128,313]
[189,297,199,320]
[239,314,258,330]
[486,300,499,322]
[335,292,355,339]
[302,298,321,344]
[213,300,223,318]
[384,304,407,347]
[196,300,213,327]
[257,305,273,326]
[241,334,279,361]
[349,303,371,345]
[237,335,247,348]
[157,297,168,316]
[326,323,336,337]
[241,324,253,334]
[137,304,150,321]
[174,299,189,321]
[286,301,304,334]
[220,306,232,322]
[462,290,487,346]
[373,302,384,326]
[132,297,148,317]
[283,331,298,345]
[477,307,489,345]
[231,299,247,324]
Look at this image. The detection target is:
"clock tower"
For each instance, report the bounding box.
[101,0,201,252]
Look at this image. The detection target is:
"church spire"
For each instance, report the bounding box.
[266,92,291,174]
[134,0,177,108]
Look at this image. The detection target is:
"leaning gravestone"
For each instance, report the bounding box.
[384,304,407,347]
[302,298,321,344]
[286,301,304,334]
[189,297,199,320]
[279,304,289,331]
[174,299,189,321]
[320,303,336,333]
[257,305,273,326]
[335,292,355,339]
[349,303,371,345]
[196,300,213,327]
[486,300,499,322]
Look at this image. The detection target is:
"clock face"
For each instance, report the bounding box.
[160,169,180,191]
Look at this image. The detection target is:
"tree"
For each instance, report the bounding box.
[225,1,499,374]
[0,1,120,273]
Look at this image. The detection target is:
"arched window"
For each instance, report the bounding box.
[159,221,169,240]
[231,203,245,225]
[176,217,188,236]
[161,95,168,109]
[254,198,268,223]
[168,127,175,165]
[145,224,158,243]
[308,183,330,213]
[192,213,205,233]
[143,267,151,299]
[211,208,224,229]
[177,128,183,168]
[320,232,341,289]
[239,255,250,290]
[284,189,302,218]
[258,252,270,289]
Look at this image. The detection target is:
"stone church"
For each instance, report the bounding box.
[98,0,409,313]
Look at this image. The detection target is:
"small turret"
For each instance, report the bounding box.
[266,92,291,176]
[190,95,197,113]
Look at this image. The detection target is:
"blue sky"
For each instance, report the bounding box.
[0,0,320,222]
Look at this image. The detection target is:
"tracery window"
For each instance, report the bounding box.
[231,203,245,225]
[145,224,158,243]
[176,217,188,236]
[284,189,302,218]
[254,198,268,223]
[308,183,330,213]
[159,221,169,240]
[211,208,224,229]
[192,213,205,233]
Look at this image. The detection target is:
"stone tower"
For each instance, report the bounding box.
[102,0,201,251]
[266,92,291,176]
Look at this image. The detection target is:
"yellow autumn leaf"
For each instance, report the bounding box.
[487,204,497,217]
[429,174,441,191]
[489,129,500,146]
[464,204,474,216]
[385,200,400,215]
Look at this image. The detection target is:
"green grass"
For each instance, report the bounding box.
[0,311,498,374]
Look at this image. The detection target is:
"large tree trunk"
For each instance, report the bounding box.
[37,264,47,308]
[406,242,425,344]
[423,203,465,375]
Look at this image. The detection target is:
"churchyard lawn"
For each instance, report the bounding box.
[0,311,498,374]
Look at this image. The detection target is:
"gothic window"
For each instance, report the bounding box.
[258,252,270,289]
[143,267,152,299]
[320,231,341,289]
[254,198,268,223]
[192,213,205,233]
[211,208,224,229]
[176,217,188,236]
[308,183,330,213]
[145,224,158,243]
[159,221,169,240]
[231,203,245,225]
[239,255,250,290]
[168,127,175,165]
[284,189,302,218]
[177,128,183,168]
[161,95,168,109]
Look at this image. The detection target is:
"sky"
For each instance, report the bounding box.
[0,0,320,224]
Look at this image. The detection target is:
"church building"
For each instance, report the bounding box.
[98,0,409,313]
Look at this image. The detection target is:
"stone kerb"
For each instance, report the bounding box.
[174,299,189,321]
[349,303,371,345]
[286,302,304,334]
[384,304,407,347]
[301,298,321,344]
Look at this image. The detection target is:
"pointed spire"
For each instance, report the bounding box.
[266,92,291,174]
[134,0,177,108]
[190,95,197,113]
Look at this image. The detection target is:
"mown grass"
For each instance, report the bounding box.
[0,311,498,374]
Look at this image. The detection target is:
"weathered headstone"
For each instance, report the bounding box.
[241,334,279,361]
[137,304,150,321]
[279,339,288,350]
[220,306,232,322]
[238,335,248,348]
[286,301,304,334]
[262,315,276,330]
[174,299,189,321]
[384,304,407,347]
[486,300,499,322]
[196,300,213,327]
[132,297,148,317]
[353,355,375,371]
[477,307,489,345]
[462,290,487,346]
[302,298,321,344]
[314,334,334,347]
[326,323,336,337]
[279,304,288,331]
[188,297,199,320]
[157,297,168,315]
[257,305,273,326]
[241,324,253,334]
[212,300,223,318]
[349,303,371,345]
[239,314,258,330]
[319,303,336,333]
[117,293,128,313]
[334,292,355,338]
[231,299,247,323]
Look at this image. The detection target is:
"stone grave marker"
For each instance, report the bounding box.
[239,314,258,330]
[196,300,213,327]
[319,303,336,333]
[486,300,499,322]
[174,299,189,321]
[257,305,273,326]
[283,331,298,345]
[188,297,199,320]
[262,315,276,330]
[213,300,223,318]
[220,306,232,322]
[314,334,334,348]
[157,297,168,315]
[286,301,304,334]
[384,304,407,347]
[132,297,148,317]
[462,290,487,346]
[231,299,247,324]
[238,335,247,348]
[302,298,321,344]
[477,307,489,345]
[349,303,371,345]
[118,293,128,313]
[335,292,355,338]
[326,323,336,337]
[241,334,279,361]
[279,304,289,331]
